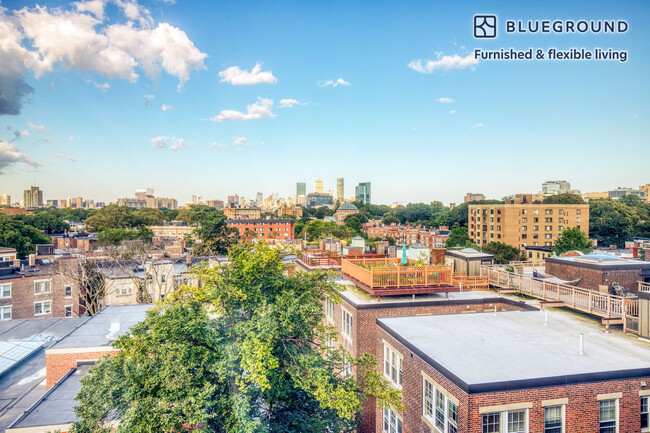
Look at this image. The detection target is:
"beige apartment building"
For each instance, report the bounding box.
[468,202,589,249]
[641,184,650,203]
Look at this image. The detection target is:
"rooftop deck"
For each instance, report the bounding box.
[296,250,341,270]
[341,257,456,297]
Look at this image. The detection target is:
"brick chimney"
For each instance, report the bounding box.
[29,254,36,267]
[186,254,192,265]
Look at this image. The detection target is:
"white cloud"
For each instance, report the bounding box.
[408,53,478,73]
[161,104,174,111]
[278,98,307,108]
[218,63,277,85]
[19,130,29,136]
[211,97,275,122]
[211,142,226,148]
[90,80,110,91]
[69,134,75,140]
[320,78,350,87]
[233,136,247,146]
[151,135,184,150]
[437,97,455,103]
[0,140,43,173]
[27,122,45,132]
[56,152,75,161]
[449,110,456,114]
[74,0,107,20]
[470,123,484,129]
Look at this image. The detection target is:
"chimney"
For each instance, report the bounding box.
[186,254,192,265]
[29,254,36,267]
[13,259,20,269]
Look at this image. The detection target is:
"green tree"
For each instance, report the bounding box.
[553,227,593,255]
[85,205,138,231]
[189,207,239,256]
[445,226,476,248]
[17,212,70,233]
[542,193,585,204]
[0,215,51,258]
[381,214,399,225]
[481,242,525,264]
[343,213,368,234]
[589,199,639,247]
[135,208,165,226]
[71,244,401,432]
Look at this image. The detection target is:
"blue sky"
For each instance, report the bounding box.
[0,0,648,206]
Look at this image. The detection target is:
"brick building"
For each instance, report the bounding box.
[50,232,97,252]
[227,218,294,240]
[326,282,536,433]
[363,221,449,249]
[0,257,80,321]
[374,310,650,433]
[468,200,589,249]
[222,206,262,220]
[546,252,650,293]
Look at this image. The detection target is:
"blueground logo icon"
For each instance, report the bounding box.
[474,15,497,38]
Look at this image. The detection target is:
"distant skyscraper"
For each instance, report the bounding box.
[23,186,43,209]
[0,194,10,206]
[296,182,306,197]
[314,178,324,194]
[256,192,263,206]
[355,182,371,205]
[337,178,344,203]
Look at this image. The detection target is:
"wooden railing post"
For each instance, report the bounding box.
[588,291,592,313]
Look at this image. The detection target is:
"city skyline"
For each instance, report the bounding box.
[0,0,648,204]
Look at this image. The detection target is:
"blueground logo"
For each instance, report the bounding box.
[474,15,497,38]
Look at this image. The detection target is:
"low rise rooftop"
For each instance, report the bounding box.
[378,309,650,393]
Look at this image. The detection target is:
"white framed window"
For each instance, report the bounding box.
[1,283,11,298]
[599,399,617,433]
[117,284,133,296]
[64,305,73,317]
[383,408,402,433]
[544,405,564,433]
[424,377,458,433]
[64,285,72,297]
[326,297,335,322]
[533,209,539,215]
[482,409,527,433]
[34,301,52,316]
[642,396,649,431]
[34,280,52,294]
[342,309,352,339]
[0,305,11,320]
[383,344,402,387]
[576,217,581,223]
[341,359,352,377]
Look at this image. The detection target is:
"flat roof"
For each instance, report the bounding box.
[336,278,528,309]
[49,304,152,349]
[378,310,650,394]
[7,364,91,430]
[547,254,650,271]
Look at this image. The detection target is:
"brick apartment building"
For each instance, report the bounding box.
[227,218,294,240]
[0,257,80,321]
[468,196,589,249]
[326,282,536,433]
[375,310,650,433]
[149,221,195,240]
[363,222,450,249]
[546,252,650,293]
[50,232,97,252]
[222,206,262,220]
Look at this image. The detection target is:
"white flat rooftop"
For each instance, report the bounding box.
[378,310,650,393]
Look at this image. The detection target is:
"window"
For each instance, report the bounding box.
[483,409,527,433]
[383,344,402,386]
[65,305,73,317]
[521,226,527,231]
[34,280,52,294]
[0,283,11,298]
[545,234,552,239]
[117,284,133,295]
[559,209,565,215]
[576,209,581,215]
[161,274,166,283]
[533,209,539,215]
[383,408,402,433]
[64,285,72,297]
[342,359,352,377]
[342,310,352,339]
[545,218,553,223]
[522,234,527,239]
[0,305,11,320]
[423,377,458,433]
[522,210,528,215]
[545,209,553,215]
[326,297,335,321]
[642,396,649,431]
[599,399,617,433]
[544,405,563,433]
[34,301,52,315]
[559,226,564,231]
[576,217,581,223]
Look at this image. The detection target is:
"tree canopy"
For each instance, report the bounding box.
[481,242,525,264]
[553,227,593,255]
[71,244,401,432]
[186,206,239,256]
[542,193,585,204]
[444,226,476,249]
[0,214,51,258]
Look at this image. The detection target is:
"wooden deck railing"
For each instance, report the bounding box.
[342,258,452,289]
[451,273,490,290]
[481,266,639,320]
[639,281,650,292]
[298,250,341,268]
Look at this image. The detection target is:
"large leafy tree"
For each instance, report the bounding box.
[481,242,525,264]
[445,226,476,249]
[553,227,593,255]
[85,205,138,231]
[542,193,585,204]
[0,214,51,258]
[589,199,639,248]
[72,244,401,432]
[187,206,239,255]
